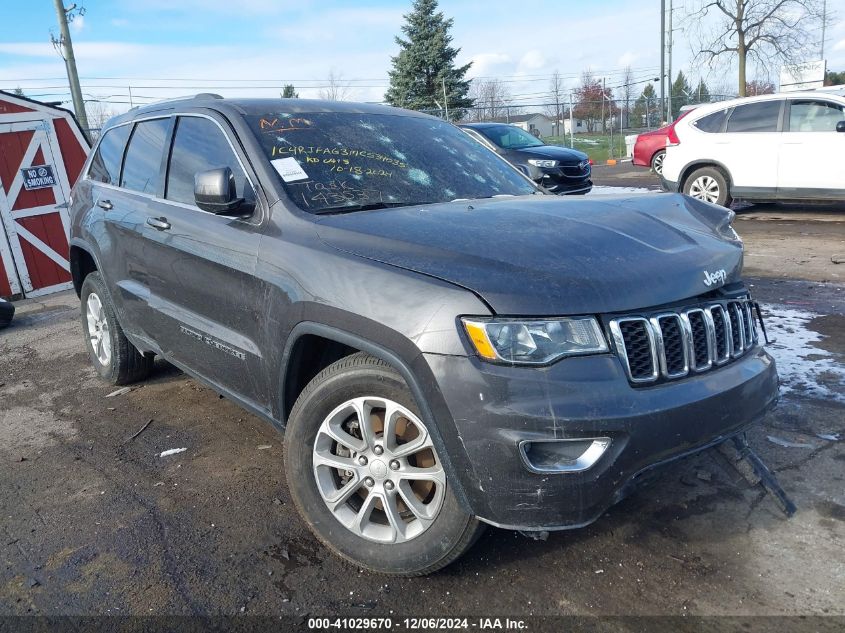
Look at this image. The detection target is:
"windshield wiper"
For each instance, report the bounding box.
[313,201,413,215]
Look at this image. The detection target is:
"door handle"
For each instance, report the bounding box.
[146,217,171,231]
[97,199,113,211]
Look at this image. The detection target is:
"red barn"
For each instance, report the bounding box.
[0,90,90,299]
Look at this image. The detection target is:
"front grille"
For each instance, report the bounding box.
[560,164,590,178]
[609,298,758,385]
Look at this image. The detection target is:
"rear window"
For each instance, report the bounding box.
[88,125,131,185]
[726,101,782,133]
[693,109,727,133]
[788,100,845,132]
[121,118,170,194]
[245,112,537,213]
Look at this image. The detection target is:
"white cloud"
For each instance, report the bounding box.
[467,53,512,77]
[69,15,85,33]
[518,50,546,72]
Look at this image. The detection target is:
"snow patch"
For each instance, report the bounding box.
[762,305,845,402]
[160,448,187,458]
[587,186,659,196]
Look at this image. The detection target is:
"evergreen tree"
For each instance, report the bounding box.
[13,87,25,96]
[385,0,473,119]
[282,84,299,98]
[694,79,710,103]
[826,70,845,86]
[633,83,658,128]
[671,71,692,110]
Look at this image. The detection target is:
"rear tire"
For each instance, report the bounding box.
[284,352,485,576]
[683,166,732,207]
[80,272,153,385]
[650,150,666,175]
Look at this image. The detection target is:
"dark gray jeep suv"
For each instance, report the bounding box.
[69,96,778,576]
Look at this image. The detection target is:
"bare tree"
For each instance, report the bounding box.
[84,101,117,140]
[468,78,513,121]
[318,69,351,101]
[544,70,565,136]
[685,0,824,96]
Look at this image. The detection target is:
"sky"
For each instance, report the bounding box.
[1,0,844,118]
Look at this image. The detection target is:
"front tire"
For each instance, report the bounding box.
[683,166,732,207]
[80,272,153,385]
[284,352,484,576]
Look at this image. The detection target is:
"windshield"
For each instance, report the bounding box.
[246,112,537,213]
[476,125,545,150]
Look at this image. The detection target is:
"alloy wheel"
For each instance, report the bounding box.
[688,175,720,203]
[312,396,446,544]
[86,292,112,366]
[652,152,665,175]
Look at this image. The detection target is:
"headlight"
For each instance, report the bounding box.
[461,317,608,365]
[527,159,558,168]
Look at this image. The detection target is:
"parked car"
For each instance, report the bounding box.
[69,96,778,575]
[632,107,696,175]
[0,297,13,328]
[459,123,592,194]
[661,92,845,206]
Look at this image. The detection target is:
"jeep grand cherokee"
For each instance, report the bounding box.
[69,96,779,576]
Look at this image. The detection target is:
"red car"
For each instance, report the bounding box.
[632,109,694,175]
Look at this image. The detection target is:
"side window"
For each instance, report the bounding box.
[726,101,782,133]
[165,117,250,207]
[88,125,131,184]
[789,100,845,132]
[693,109,727,133]
[121,118,170,194]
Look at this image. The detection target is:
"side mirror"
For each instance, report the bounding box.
[194,167,245,214]
[837,121,845,133]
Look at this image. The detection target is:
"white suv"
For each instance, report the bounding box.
[661,92,845,206]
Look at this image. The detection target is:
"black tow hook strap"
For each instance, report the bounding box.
[753,301,772,344]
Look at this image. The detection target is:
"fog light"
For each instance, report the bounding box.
[519,438,611,474]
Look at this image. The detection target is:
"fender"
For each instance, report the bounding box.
[278,320,480,514]
[678,159,734,190]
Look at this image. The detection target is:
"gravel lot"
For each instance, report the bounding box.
[1,169,843,625]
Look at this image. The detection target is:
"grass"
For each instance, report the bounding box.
[544,133,634,164]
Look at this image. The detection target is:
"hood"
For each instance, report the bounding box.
[508,145,588,164]
[316,193,744,316]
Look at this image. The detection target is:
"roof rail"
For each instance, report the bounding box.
[145,93,225,107]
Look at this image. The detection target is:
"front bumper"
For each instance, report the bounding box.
[528,164,592,195]
[424,345,778,530]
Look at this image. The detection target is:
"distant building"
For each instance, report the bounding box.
[487,113,556,138]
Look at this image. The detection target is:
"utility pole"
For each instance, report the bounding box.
[568,91,574,148]
[660,0,665,126]
[52,0,89,137]
[821,0,827,59]
[601,77,606,135]
[667,0,673,122]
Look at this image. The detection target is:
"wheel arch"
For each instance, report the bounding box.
[69,240,100,297]
[278,321,476,514]
[678,160,733,193]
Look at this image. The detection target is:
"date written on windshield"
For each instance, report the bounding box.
[301,179,383,207]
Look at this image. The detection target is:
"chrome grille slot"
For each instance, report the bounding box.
[728,302,744,357]
[611,298,757,385]
[609,318,658,383]
[708,305,731,363]
[651,314,688,378]
[683,309,713,371]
